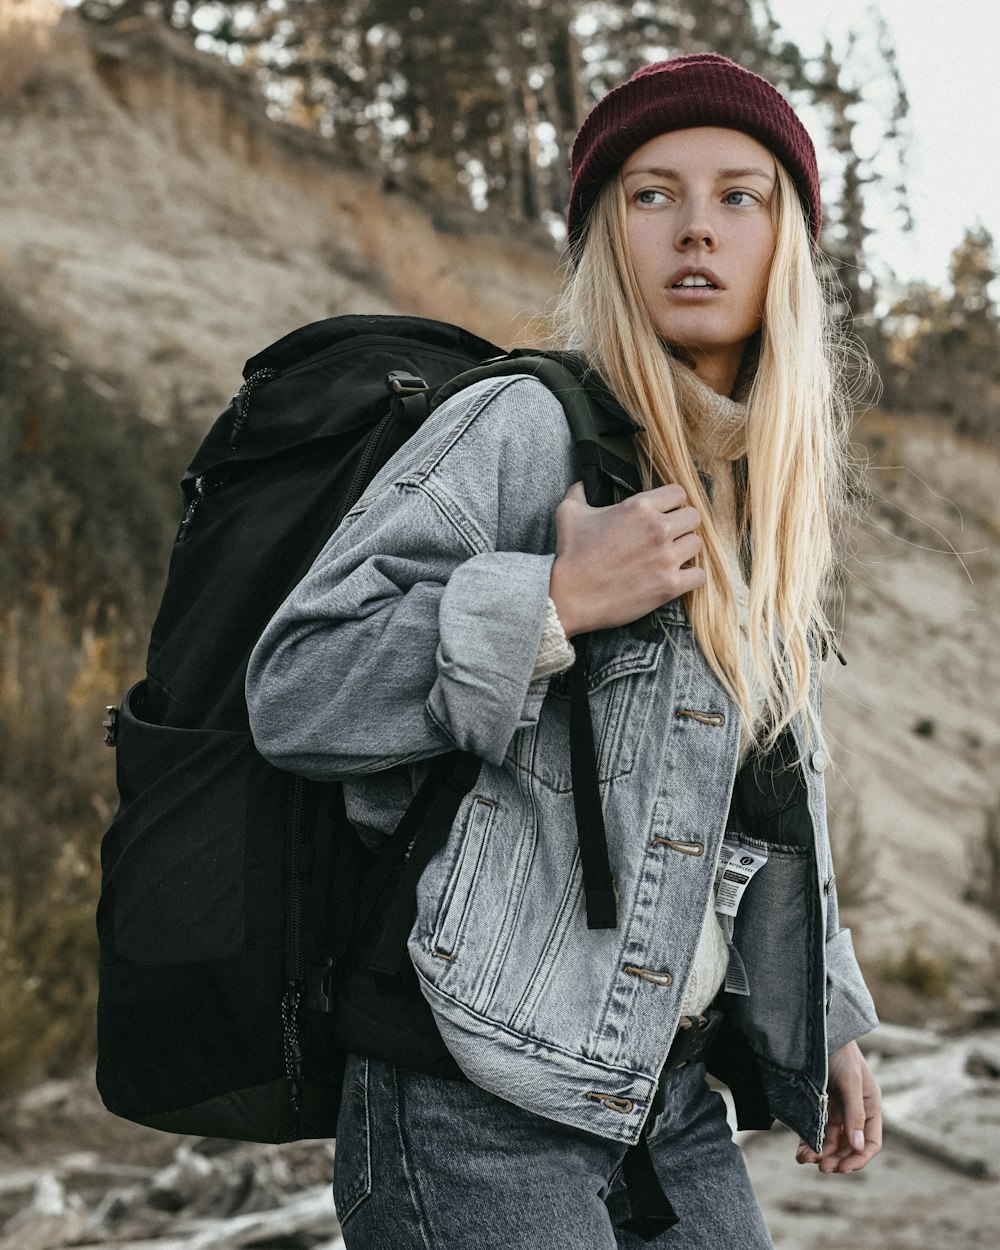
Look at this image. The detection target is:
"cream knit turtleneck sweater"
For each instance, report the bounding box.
[673,366,770,760]
[532,365,764,1016]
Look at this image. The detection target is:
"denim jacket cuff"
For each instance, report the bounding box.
[825,926,879,1053]
[425,551,557,765]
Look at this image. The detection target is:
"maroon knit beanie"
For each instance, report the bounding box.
[568,53,820,253]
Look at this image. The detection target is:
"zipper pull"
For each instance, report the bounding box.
[175,475,208,543]
[231,366,278,447]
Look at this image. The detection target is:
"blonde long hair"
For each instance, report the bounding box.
[551,161,866,753]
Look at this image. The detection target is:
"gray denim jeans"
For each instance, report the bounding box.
[333,1054,774,1249]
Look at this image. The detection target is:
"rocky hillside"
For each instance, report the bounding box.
[0,10,560,425]
[1,8,999,1034]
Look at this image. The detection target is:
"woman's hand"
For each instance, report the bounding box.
[548,481,705,637]
[796,1040,882,1173]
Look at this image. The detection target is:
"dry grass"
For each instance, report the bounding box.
[827,789,880,912]
[0,285,182,1094]
[0,593,146,1094]
[861,933,958,1028]
[964,795,1000,918]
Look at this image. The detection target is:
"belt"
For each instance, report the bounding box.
[663,1008,724,1071]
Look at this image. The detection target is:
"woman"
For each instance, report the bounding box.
[247,52,881,1249]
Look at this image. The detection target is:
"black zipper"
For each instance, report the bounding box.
[282,774,307,1116]
[175,362,281,543]
[334,410,394,530]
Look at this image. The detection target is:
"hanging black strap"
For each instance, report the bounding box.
[619,1071,676,1241]
[704,1013,773,1131]
[620,1126,680,1241]
[366,751,482,977]
[568,636,617,929]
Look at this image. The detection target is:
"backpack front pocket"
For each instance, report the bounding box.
[99,681,280,966]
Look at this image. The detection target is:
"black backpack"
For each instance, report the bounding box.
[96,314,643,1145]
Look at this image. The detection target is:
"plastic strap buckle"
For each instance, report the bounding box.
[664,1009,724,1070]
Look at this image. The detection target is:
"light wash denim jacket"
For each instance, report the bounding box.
[246,374,879,1152]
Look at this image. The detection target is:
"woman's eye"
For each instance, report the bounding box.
[635,188,668,206]
[724,190,757,207]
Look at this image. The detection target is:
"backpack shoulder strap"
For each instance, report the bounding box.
[431,351,644,508]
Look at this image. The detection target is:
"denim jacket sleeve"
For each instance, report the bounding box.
[823,876,879,1052]
[246,375,577,778]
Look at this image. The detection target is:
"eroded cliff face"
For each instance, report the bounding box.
[0,10,560,422]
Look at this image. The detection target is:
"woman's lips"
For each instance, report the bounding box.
[666,266,725,292]
[663,283,725,299]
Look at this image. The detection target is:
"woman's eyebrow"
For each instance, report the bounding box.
[718,166,775,183]
[622,164,775,183]
[622,165,678,182]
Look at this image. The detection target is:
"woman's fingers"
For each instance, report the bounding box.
[832,1045,882,1172]
[550,481,704,634]
[796,1042,882,1174]
[642,481,692,513]
[564,480,692,516]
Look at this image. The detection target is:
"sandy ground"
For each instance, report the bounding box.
[3,1033,999,1248]
[746,1126,1000,1250]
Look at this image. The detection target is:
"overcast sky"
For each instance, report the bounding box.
[768,0,1000,292]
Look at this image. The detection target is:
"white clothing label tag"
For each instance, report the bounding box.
[714,838,768,918]
[714,837,767,997]
[723,936,751,996]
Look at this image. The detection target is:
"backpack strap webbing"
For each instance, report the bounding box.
[432,351,644,506]
[568,635,617,930]
[621,1126,680,1240]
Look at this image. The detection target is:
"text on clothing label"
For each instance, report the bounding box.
[714,838,768,917]
[715,837,768,997]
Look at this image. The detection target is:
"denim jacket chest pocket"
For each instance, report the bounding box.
[506,619,670,792]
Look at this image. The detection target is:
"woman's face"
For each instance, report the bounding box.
[622,126,777,395]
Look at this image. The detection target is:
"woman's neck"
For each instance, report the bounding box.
[673,347,742,397]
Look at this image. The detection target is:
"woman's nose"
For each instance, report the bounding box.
[675,213,718,250]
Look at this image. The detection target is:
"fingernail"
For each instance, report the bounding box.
[851,1130,865,1152]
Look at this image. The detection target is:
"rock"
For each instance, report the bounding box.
[147,1147,217,1213]
[0,1173,87,1250]
[858,1023,942,1058]
[882,1115,998,1180]
[965,1043,1000,1078]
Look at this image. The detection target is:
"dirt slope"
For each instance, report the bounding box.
[0,10,560,423]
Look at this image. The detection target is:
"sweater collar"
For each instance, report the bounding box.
[672,364,748,463]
